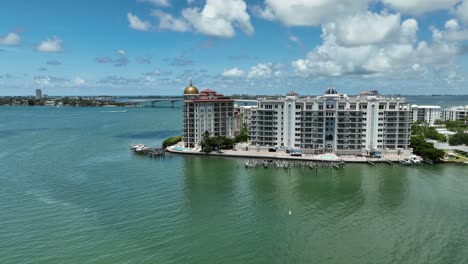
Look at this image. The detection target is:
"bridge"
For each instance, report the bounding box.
[125,98,258,107]
[127,98,184,107]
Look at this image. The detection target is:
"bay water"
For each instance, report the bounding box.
[0,106,467,263]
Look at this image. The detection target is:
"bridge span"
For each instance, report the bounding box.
[126,98,257,107]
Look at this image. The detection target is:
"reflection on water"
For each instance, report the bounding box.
[377,166,408,211]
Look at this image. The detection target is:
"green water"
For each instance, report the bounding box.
[0,106,467,264]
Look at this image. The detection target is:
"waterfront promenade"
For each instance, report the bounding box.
[166,145,412,163]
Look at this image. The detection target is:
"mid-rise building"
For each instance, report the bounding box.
[411,105,442,125]
[183,83,235,148]
[35,89,42,99]
[442,105,468,121]
[248,87,411,154]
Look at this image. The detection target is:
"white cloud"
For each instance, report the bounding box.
[221,67,245,77]
[322,12,406,47]
[289,34,302,46]
[139,0,170,7]
[247,63,282,78]
[151,10,190,32]
[252,0,369,26]
[182,0,253,37]
[127,13,151,31]
[382,0,459,15]
[251,5,276,21]
[36,37,63,53]
[456,1,468,24]
[74,77,85,86]
[0,32,21,46]
[432,19,468,42]
[292,16,463,78]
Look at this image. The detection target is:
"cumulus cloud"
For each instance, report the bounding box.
[182,0,253,37]
[138,0,170,7]
[74,77,86,86]
[221,67,245,77]
[431,19,468,42]
[0,32,21,46]
[127,13,152,31]
[382,0,459,15]
[151,9,190,32]
[247,63,282,78]
[252,0,369,26]
[322,12,407,47]
[151,0,253,37]
[292,16,464,78]
[36,37,63,53]
[33,75,68,86]
[456,1,468,24]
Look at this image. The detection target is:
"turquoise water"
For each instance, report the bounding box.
[0,106,467,264]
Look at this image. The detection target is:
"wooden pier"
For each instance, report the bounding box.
[244,159,345,169]
[130,144,166,158]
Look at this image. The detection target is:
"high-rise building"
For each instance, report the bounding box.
[183,82,235,148]
[411,105,442,125]
[442,105,468,121]
[35,89,42,99]
[248,87,411,154]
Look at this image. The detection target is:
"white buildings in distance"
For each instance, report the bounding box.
[182,83,467,154]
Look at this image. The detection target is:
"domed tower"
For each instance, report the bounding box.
[324,86,338,95]
[183,81,199,99]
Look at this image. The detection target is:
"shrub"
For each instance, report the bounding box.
[162,135,183,148]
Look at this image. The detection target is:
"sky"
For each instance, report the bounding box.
[1,0,468,96]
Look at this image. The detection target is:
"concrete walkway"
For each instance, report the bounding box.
[167,146,411,163]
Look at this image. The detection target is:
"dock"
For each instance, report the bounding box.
[244,159,344,169]
[130,144,166,158]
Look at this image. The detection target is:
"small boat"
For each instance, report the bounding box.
[400,158,412,165]
[135,146,150,153]
[409,155,422,164]
[130,144,145,150]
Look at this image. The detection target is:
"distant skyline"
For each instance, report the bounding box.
[1,0,468,96]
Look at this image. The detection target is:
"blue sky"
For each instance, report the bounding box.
[1,0,468,96]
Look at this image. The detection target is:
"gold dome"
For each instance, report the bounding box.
[184,81,199,95]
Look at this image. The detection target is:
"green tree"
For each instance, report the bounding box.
[448,132,468,146]
[235,126,248,143]
[411,122,446,142]
[162,135,183,148]
[410,135,445,162]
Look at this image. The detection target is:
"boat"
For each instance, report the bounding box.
[409,155,422,164]
[135,146,150,153]
[130,144,145,150]
[400,158,412,165]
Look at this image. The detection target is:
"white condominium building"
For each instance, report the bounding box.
[411,105,442,125]
[248,87,411,154]
[442,105,468,121]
